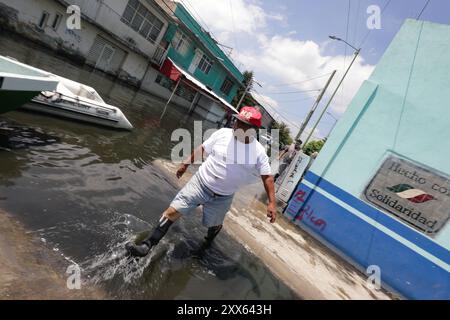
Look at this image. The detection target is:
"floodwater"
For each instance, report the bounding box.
[0,33,297,299]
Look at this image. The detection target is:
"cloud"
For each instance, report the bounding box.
[251,92,279,109]
[175,0,375,132]
[177,0,284,36]
[239,35,375,114]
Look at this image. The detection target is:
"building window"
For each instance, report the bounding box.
[155,74,196,102]
[121,0,164,43]
[175,83,196,102]
[51,13,63,31]
[172,31,189,55]
[155,74,173,90]
[197,54,212,74]
[38,11,50,29]
[220,77,234,96]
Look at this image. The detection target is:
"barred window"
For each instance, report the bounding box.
[220,77,234,96]
[172,31,189,55]
[155,74,196,102]
[197,54,212,74]
[121,0,164,43]
[175,83,196,102]
[51,13,63,30]
[38,11,50,29]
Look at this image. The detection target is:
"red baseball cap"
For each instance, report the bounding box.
[233,106,262,128]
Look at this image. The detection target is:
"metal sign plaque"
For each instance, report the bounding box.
[276,151,310,203]
[364,155,450,237]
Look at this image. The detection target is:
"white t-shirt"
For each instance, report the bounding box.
[199,128,272,196]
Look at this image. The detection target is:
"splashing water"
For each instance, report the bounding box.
[77,213,168,286]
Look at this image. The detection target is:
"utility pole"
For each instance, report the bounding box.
[295,70,336,142]
[236,78,262,111]
[236,81,251,111]
[303,48,361,147]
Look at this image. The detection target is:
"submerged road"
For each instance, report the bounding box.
[0,33,297,299]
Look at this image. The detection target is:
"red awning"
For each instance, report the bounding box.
[160,59,182,82]
[159,58,239,113]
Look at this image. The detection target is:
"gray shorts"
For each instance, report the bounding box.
[170,173,234,227]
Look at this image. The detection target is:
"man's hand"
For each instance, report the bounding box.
[267,202,277,223]
[176,164,188,179]
[261,175,277,223]
[176,145,205,179]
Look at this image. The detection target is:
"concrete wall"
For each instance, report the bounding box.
[0,0,229,125]
[1,0,169,84]
[0,0,97,58]
[285,19,450,299]
[68,0,169,58]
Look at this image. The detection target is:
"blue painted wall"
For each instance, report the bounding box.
[285,19,450,299]
[163,4,243,103]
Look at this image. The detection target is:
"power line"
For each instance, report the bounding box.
[179,0,211,33]
[180,0,234,56]
[180,0,243,68]
[162,0,224,60]
[263,89,322,95]
[252,90,323,140]
[344,0,351,57]
[251,90,299,127]
[273,96,316,104]
[352,0,362,49]
[264,72,334,87]
[252,91,323,141]
[228,0,238,52]
[417,0,431,20]
[340,0,351,119]
[160,0,244,86]
[277,108,315,119]
[358,0,393,48]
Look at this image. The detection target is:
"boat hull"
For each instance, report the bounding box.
[0,90,40,114]
[22,99,133,130]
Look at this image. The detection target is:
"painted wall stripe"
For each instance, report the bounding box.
[303,171,450,262]
[302,179,450,273]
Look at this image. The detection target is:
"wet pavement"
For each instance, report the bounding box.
[0,33,298,299]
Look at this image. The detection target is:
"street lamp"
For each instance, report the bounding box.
[303,36,361,146]
[328,36,359,52]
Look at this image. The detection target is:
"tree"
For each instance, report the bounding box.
[271,121,293,148]
[232,70,257,109]
[303,139,326,156]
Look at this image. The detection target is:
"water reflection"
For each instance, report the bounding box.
[0,33,297,299]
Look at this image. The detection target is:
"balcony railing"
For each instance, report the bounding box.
[151,44,170,68]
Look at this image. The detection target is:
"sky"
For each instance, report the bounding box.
[175,0,450,141]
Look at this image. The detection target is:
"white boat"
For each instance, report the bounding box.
[23,76,133,130]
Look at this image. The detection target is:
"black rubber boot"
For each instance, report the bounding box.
[204,225,223,243]
[126,217,173,257]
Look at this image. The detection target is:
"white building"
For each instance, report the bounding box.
[0,0,170,86]
[0,0,239,123]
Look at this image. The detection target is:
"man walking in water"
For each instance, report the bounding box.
[126,106,277,257]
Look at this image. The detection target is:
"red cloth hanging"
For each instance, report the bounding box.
[160,59,182,82]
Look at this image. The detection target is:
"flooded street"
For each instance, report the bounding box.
[0,33,297,299]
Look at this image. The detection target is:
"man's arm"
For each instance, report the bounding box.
[278,148,287,160]
[261,175,277,223]
[176,145,205,179]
